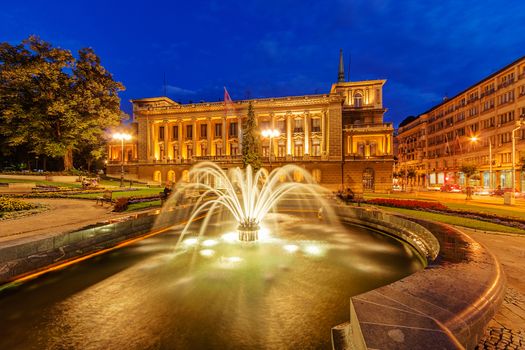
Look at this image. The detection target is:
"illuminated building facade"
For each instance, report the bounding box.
[107,52,394,192]
[396,56,525,191]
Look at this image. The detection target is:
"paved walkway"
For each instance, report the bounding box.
[0,198,136,246]
[460,228,525,349]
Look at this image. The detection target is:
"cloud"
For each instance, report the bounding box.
[165,85,197,96]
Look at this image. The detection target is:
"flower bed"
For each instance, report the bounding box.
[0,196,38,212]
[365,198,525,231]
[366,198,447,211]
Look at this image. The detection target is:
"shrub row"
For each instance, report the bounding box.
[0,196,38,212]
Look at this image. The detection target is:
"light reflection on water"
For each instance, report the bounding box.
[0,217,423,350]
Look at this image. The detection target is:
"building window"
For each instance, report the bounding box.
[215,123,222,138]
[215,143,223,156]
[200,124,207,139]
[259,120,270,131]
[311,118,321,132]
[278,144,286,157]
[186,125,193,139]
[173,146,179,159]
[186,145,193,158]
[277,120,286,134]
[311,143,320,156]
[294,143,303,156]
[262,145,269,157]
[229,122,238,137]
[294,119,303,133]
[159,126,165,141]
[312,169,321,183]
[200,143,207,156]
[230,143,239,156]
[172,125,178,140]
[370,142,377,156]
[354,93,363,107]
[362,168,374,191]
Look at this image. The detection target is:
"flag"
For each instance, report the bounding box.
[224,87,235,117]
[445,133,451,155]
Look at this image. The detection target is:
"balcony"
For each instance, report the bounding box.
[293,127,304,133]
[311,126,321,132]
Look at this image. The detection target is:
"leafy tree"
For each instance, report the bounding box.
[241,101,261,171]
[0,36,124,171]
[460,164,478,199]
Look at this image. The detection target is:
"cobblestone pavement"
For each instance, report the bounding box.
[462,228,525,349]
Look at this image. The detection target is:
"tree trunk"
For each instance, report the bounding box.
[64,148,74,171]
[43,157,47,171]
[87,159,92,173]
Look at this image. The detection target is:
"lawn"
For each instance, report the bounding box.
[125,200,162,212]
[70,187,162,199]
[0,178,81,188]
[374,206,524,234]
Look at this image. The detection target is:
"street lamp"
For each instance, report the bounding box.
[113,132,132,187]
[469,136,492,192]
[512,119,525,197]
[261,129,280,170]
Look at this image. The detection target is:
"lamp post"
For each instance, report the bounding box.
[261,129,280,170]
[113,132,132,187]
[511,119,525,197]
[469,136,492,192]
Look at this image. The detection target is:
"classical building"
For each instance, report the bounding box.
[396,55,525,191]
[107,51,395,192]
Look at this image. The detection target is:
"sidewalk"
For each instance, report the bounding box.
[460,228,525,349]
[0,198,145,247]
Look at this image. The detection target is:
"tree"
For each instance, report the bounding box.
[241,101,261,171]
[460,164,478,199]
[0,36,124,171]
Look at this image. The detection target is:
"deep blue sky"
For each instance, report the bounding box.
[2,0,525,127]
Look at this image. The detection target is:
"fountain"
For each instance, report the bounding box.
[0,163,428,349]
[168,162,334,242]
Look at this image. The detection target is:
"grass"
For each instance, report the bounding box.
[444,202,525,220]
[125,200,162,212]
[70,187,162,199]
[0,178,81,188]
[375,206,525,234]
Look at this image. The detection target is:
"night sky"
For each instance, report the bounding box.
[2,0,525,126]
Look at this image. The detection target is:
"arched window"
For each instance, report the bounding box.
[167,170,176,184]
[153,171,162,184]
[311,169,322,183]
[354,92,363,107]
[182,170,190,183]
[293,170,304,182]
[363,168,374,191]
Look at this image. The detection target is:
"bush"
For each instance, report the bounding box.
[0,196,37,212]
[113,197,129,212]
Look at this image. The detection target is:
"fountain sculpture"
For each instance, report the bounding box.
[167,162,332,242]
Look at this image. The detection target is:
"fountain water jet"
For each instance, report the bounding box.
[166,162,333,243]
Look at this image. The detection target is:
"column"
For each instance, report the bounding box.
[349,135,353,154]
[178,120,183,159]
[238,115,242,146]
[222,117,227,156]
[321,110,327,155]
[151,122,157,160]
[192,120,197,158]
[206,118,211,156]
[286,113,292,155]
[304,112,310,155]
[146,119,151,160]
[270,113,276,157]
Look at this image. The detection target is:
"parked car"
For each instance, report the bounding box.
[427,185,441,191]
[440,184,462,193]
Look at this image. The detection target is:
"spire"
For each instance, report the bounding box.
[338,49,345,82]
